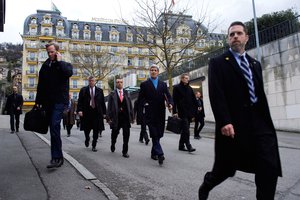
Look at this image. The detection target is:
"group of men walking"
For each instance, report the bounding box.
[4,20,282,199]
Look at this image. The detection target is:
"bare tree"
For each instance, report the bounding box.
[71,48,124,87]
[123,0,212,92]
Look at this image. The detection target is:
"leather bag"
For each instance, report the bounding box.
[166,116,182,134]
[24,107,48,134]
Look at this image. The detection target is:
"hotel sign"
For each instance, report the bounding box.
[91,17,127,25]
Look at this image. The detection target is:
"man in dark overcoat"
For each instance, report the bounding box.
[107,78,133,158]
[194,91,205,139]
[198,21,282,200]
[5,86,23,133]
[63,94,76,137]
[172,73,197,152]
[138,64,173,165]
[133,98,150,144]
[77,76,106,152]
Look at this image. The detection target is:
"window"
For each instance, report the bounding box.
[127,35,133,42]
[84,44,90,50]
[138,48,142,54]
[95,25,101,31]
[73,92,78,100]
[30,28,37,35]
[44,28,50,36]
[57,20,63,26]
[73,68,78,75]
[72,31,79,39]
[111,46,118,53]
[29,65,35,73]
[95,33,102,41]
[138,58,143,67]
[29,92,35,100]
[149,59,154,66]
[31,18,37,24]
[28,78,35,87]
[44,17,51,24]
[29,52,35,60]
[73,24,78,29]
[84,80,89,86]
[84,24,90,30]
[111,34,119,42]
[95,45,101,52]
[128,58,132,66]
[57,29,63,37]
[84,32,90,40]
[128,47,132,54]
[72,80,78,88]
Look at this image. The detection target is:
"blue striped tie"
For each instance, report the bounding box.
[240,56,257,103]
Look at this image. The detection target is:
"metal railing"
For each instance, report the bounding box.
[159,16,300,81]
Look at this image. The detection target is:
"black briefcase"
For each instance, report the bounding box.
[24,107,48,134]
[166,116,182,134]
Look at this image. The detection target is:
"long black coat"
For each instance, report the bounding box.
[77,86,106,131]
[138,79,173,138]
[5,93,23,115]
[107,89,133,130]
[172,81,198,120]
[209,50,282,176]
[195,98,205,120]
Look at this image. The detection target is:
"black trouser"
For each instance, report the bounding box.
[139,122,149,142]
[179,118,191,148]
[66,124,73,135]
[111,118,130,154]
[84,107,100,148]
[194,117,205,137]
[10,114,20,131]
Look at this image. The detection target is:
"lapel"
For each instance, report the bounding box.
[147,78,160,94]
[113,90,119,108]
[224,50,246,81]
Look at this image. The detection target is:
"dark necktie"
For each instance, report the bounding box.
[90,87,95,108]
[240,56,257,103]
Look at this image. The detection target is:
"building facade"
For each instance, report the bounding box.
[21,9,224,102]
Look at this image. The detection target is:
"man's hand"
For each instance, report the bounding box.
[56,52,62,61]
[16,107,20,110]
[221,124,235,138]
[168,104,173,113]
[78,111,83,117]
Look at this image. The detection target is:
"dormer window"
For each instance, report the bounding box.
[57,20,63,26]
[95,25,101,31]
[84,32,90,40]
[44,28,50,36]
[95,33,102,41]
[84,24,90,30]
[44,17,51,24]
[31,18,37,24]
[73,24,78,29]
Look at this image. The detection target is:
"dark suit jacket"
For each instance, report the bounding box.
[138,78,173,138]
[195,98,205,119]
[5,93,23,115]
[77,86,106,131]
[63,99,76,126]
[107,89,133,130]
[209,50,281,176]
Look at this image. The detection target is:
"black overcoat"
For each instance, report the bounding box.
[5,93,23,115]
[107,89,133,130]
[209,50,282,176]
[77,86,106,131]
[138,79,173,138]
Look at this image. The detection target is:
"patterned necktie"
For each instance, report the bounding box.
[240,56,257,103]
[90,87,95,108]
[119,90,123,102]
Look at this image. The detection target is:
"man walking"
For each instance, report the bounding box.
[133,98,150,145]
[172,73,197,152]
[77,76,106,152]
[35,42,73,168]
[194,91,205,139]
[107,78,133,158]
[198,21,282,200]
[5,86,23,133]
[63,94,76,137]
[138,64,173,165]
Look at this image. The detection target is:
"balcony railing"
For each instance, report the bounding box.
[24,84,37,89]
[26,71,38,76]
[26,57,38,62]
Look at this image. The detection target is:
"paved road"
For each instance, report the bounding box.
[1,114,300,200]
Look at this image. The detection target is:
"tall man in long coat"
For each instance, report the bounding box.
[5,86,23,133]
[138,64,173,165]
[198,21,282,200]
[107,78,133,158]
[77,76,106,152]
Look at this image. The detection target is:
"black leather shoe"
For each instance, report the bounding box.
[139,140,144,143]
[122,153,130,158]
[16,129,19,133]
[151,155,158,160]
[47,158,64,168]
[67,134,70,137]
[179,147,188,151]
[194,136,201,139]
[10,130,14,134]
[56,158,64,167]
[188,146,196,152]
[158,156,165,165]
[198,183,209,200]
[85,140,89,147]
[145,139,150,145]
[110,145,115,152]
[92,147,98,152]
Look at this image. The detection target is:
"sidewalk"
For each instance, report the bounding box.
[0,115,109,200]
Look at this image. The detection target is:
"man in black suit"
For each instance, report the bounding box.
[138,64,173,165]
[107,78,133,158]
[35,42,73,168]
[172,73,197,152]
[198,21,282,200]
[5,86,23,133]
[77,76,106,152]
[194,91,205,139]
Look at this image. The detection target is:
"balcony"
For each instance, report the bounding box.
[26,57,38,63]
[25,70,38,76]
[25,44,39,49]
[24,84,37,90]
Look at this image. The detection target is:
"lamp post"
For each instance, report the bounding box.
[252,0,261,62]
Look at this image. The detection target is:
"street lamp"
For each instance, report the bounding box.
[252,0,261,62]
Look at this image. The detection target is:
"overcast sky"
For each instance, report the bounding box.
[0,0,299,44]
